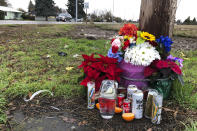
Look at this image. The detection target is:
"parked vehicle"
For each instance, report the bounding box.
[56,13,72,22]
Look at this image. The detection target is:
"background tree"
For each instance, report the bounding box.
[183,16,191,25]
[192,17,197,25]
[0,0,11,7]
[54,6,61,14]
[28,0,35,15]
[35,0,56,21]
[17,8,26,13]
[66,0,85,19]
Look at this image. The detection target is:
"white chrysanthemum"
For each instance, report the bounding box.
[124,42,160,66]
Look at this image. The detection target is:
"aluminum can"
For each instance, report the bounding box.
[123,99,131,113]
[127,85,138,101]
[117,86,126,95]
[132,90,143,119]
[117,94,125,108]
[87,81,95,109]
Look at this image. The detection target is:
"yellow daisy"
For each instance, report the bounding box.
[140,32,155,41]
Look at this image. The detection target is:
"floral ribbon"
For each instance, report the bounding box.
[167,55,183,68]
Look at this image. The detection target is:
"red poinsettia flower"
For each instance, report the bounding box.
[79,54,122,91]
[122,40,130,50]
[168,61,182,75]
[144,66,157,77]
[86,67,101,80]
[119,23,138,37]
[78,54,98,69]
[155,60,169,69]
[80,76,92,87]
[112,45,119,53]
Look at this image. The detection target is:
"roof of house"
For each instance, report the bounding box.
[0,6,21,13]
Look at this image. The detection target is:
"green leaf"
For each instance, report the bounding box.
[136,37,145,45]
[137,31,141,37]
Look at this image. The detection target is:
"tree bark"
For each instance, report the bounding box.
[45,16,48,21]
[139,0,177,38]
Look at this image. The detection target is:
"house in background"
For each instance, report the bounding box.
[0,6,22,20]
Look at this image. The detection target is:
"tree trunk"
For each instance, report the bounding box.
[139,0,177,38]
[45,16,48,21]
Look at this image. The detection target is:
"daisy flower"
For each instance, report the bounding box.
[124,42,160,66]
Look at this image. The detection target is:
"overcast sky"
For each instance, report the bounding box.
[8,0,197,21]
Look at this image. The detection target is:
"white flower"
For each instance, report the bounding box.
[124,42,160,66]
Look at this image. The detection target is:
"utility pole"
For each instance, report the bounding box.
[76,0,78,22]
[112,0,114,22]
[139,0,177,38]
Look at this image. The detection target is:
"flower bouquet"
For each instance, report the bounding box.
[106,23,183,99]
[79,23,183,99]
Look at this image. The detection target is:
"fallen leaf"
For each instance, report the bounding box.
[70,118,76,123]
[10,106,16,111]
[5,111,10,115]
[52,86,56,92]
[78,120,88,126]
[73,54,80,58]
[8,102,14,106]
[66,67,74,71]
[174,107,179,120]
[82,120,88,125]
[147,128,152,131]
[64,45,68,48]
[59,116,69,122]
[28,92,32,98]
[163,107,176,112]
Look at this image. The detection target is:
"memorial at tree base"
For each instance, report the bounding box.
[79,23,183,123]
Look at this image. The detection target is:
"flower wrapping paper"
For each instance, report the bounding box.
[119,60,148,90]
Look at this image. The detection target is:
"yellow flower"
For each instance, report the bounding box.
[124,35,133,40]
[140,32,155,41]
[66,67,74,71]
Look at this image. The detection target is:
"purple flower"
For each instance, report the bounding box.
[107,48,123,62]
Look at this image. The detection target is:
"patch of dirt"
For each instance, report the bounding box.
[0,24,197,51]
[65,25,117,40]
[172,37,197,51]
[6,96,197,131]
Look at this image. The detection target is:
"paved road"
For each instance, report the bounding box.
[0,20,118,25]
[0,20,83,25]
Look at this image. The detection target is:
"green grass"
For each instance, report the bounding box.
[0,24,111,123]
[171,50,197,109]
[182,120,197,131]
[174,25,197,38]
[0,24,197,125]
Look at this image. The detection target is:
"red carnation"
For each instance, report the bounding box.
[144,66,157,77]
[122,40,130,50]
[168,61,182,75]
[112,46,119,53]
[156,60,169,69]
[110,38,115,44]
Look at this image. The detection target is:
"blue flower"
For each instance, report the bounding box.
[156,36,173,53]
[107,48,123,62]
